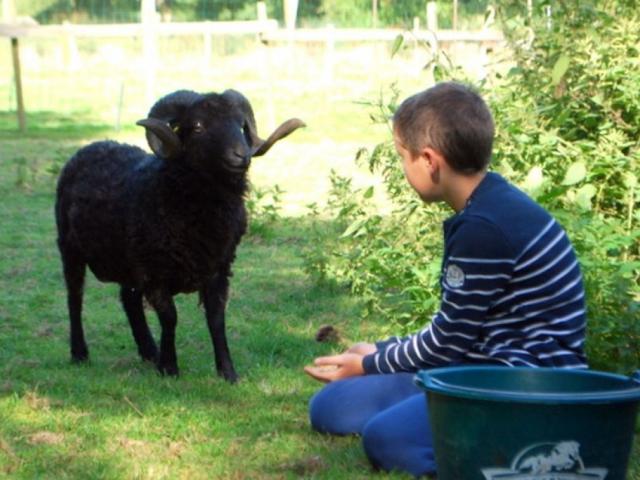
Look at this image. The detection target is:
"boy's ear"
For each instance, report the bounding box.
[422,147,443,174]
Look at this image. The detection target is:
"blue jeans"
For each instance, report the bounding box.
[308,373,436,477]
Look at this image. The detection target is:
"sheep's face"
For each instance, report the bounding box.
[137,89,305,175]
[178,95,255,176]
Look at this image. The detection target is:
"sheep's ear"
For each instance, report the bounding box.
[252,118,306,157]
[136,118,182,160]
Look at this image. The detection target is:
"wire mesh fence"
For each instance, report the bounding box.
[1,1,497,133]
[13,1,490,28]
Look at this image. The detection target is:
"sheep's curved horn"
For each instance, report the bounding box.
[252,118,306,157]
[139,89,203,159]
[222,89,305,157]
[136,118,182,160]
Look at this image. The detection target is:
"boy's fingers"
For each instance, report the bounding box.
[303,366,334,383]
[313,355,343,366]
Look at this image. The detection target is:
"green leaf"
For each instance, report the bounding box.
[433,64,445,82]
[562,161,587,185]
[391,34,404,58]
[551,54,570,86]
[539,132,558,146]
[623,173,637,189]
[575,184,597,209]
[483,7,494,25]
[507,66,523,77]
[341,218,367,238]
[537,185,568,203]
[363,186,374,199]
[523,166,544,191]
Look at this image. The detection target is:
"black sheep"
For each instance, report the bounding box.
[55,89,304,381]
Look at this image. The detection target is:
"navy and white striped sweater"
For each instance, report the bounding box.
[362,172,587,374]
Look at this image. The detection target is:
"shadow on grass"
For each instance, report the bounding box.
[0,174,372,477]
[0,110,138,194]
[0,110,133,140]
[0,274,363,478]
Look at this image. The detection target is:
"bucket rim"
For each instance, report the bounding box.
[414,366,640,404]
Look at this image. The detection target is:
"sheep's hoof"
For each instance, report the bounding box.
[139,346,158,363]
[71,347,89,363]
[219,368,239,383]
[157,362,179,377]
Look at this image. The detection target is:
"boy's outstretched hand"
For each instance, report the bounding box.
[304,342,376,383]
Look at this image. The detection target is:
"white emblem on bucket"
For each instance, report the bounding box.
[445,264,464,288]
[481,441,608,480]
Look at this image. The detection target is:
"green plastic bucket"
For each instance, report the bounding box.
[415,366,640,480]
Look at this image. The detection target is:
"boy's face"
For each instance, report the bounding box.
[393,130,442,203]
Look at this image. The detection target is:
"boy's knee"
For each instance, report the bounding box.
[308,389,332,433]
[362,414,436,478]
[308,380,370,435]
[309,386,351,434]
[362,417,388,469]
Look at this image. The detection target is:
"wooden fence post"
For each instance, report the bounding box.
[323,23,334,86]
[284,0,298,76]
[452,0,458,30]
[372,0,378,28]
[257,1,275,131]
[203,25,212,73]
[141,0,158,107]
[545,5,552,30]
[256,1,267,23]
[4,0,24,131]
[283,0,298,30]
[426,2,438,31]
[412,17,420,61]
[63,21,80,70]
[2,0,16,21]
[10,37,26,132]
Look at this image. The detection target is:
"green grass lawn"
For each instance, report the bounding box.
[1,108,639,478]
[0,120,418,479]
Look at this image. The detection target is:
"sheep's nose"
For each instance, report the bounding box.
[230,150,251,169]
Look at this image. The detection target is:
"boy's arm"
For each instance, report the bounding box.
[363,217,515,374]
[375,336,409,350]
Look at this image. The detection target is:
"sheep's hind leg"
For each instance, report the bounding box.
[201,273,238,383]
[61,250,89,362]
[120,287,158,362]
[146,291,179,376]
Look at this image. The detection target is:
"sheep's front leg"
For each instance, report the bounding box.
[201,273,238,383]
[120,286,158,362]
[61,250,89,362]
[146,291,179,376]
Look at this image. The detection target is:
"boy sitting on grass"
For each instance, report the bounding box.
[304,82,587,477]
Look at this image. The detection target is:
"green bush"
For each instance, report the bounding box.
[245,184,284,239]
[493,1,640,371]
[303,1,640,373]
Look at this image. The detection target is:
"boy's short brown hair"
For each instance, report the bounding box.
[393,82,494,174]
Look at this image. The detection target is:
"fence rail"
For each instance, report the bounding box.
[0,20,278,38]
[0,20,503,132]
[0,21,502,43]
[262,27,501,44]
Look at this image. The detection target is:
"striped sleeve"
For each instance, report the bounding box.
[375,336,408,350]
[362,217,515,374]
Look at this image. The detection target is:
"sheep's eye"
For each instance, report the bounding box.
[242,123,252,145]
